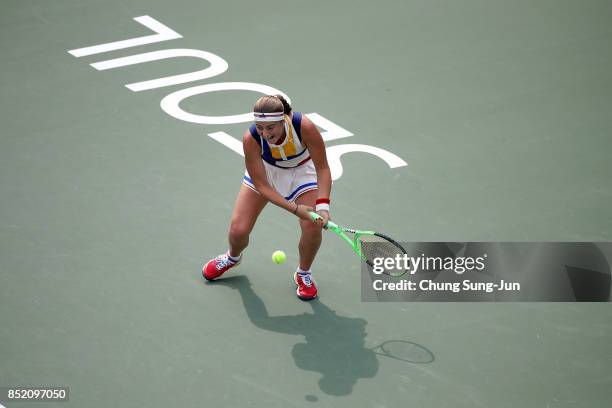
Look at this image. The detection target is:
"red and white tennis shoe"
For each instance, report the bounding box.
[203,253,241,281]
[294,272,318,300]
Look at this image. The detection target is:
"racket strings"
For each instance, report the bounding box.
[359,235,407,276]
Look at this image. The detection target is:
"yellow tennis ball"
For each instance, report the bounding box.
[272,250,286,264]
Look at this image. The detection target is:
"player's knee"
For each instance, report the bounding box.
[300,220,322,237]
[228,221,251,242]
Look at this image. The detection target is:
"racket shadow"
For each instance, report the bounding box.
[211,275,434,397]
[368,340,435,364]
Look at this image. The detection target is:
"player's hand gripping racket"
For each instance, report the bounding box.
[309,211,408,277]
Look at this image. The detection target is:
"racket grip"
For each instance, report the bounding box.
[308,211,321,221]
[308,211,328,229]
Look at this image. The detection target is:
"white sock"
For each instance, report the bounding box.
[296,267,311,275]
[227,250,241,263]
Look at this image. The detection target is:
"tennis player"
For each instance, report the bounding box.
[203,95,332,300]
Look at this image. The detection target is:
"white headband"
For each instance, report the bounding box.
[253,111,284,122]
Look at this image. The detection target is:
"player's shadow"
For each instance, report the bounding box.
[210,275,378,396]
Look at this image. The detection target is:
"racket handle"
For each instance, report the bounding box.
[308,211,321,221]
[308,211,329,229]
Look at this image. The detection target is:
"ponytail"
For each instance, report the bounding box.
[274,94,292,115]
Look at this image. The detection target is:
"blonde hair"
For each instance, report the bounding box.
[253,95,292,115]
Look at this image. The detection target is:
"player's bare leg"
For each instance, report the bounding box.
[203,184,267,280]
[295,190,322,270]
[228,184,268,257]
[293,189,321,299]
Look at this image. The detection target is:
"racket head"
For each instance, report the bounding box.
[358,232,409,277]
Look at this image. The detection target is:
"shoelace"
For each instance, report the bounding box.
[216,254,235,270]
[298,273,312,287]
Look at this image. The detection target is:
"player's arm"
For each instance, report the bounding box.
[243,130,313,220]
[301,115,332,224]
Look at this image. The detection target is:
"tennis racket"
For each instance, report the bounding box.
[309,211,408,277]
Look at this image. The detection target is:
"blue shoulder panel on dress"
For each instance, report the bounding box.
[249,124,261,145]
[292,112,303,141]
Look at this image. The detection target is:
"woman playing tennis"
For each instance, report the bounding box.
[203,95,332,300]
